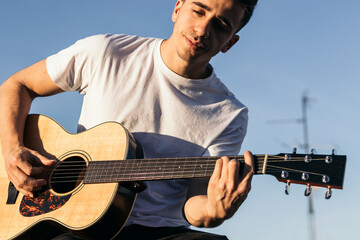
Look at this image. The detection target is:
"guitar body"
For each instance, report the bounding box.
[0,115,141,240]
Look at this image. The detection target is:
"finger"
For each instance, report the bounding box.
[10,168,45,197]
[16,155,48,180]
[220,156,230,180]
[236,151,254,194]
[30,151,56,178]
[32,151,56,166]
[240,150,254,182]
[211,158,223,181]
[227,158,240,190]
[27,150,56,167]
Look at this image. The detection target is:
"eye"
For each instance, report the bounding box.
[216,20,229,32]
[193,9,203,16]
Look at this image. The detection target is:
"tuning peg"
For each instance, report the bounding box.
[292,148,297,154]
[325,155,333,164]
[285,181,290,195]
[325,187,332,199]
[310,148,317,155]
[304,185,312,197]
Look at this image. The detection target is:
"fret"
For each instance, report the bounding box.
[129,159,135,182]
[108,162,114,182]
[132,159,139,181]
[181,158,186,178]
[113,163,119,182]
[145,159,150,181]
[205,157,209,177]
[170,158,176,179]
[152,158,159,180]
[137,158,147,181]
[98,162,103,183]
[101,162,106,183]
[95,161,100,183]
[192,158,197,178]
[196,158,206,177]
[160,159,167,180]
[123,160,129,181]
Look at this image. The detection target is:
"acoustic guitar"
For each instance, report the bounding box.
[0,114,346,239]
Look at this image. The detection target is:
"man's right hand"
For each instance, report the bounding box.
[3,146,56,197]
[0,59,63,198]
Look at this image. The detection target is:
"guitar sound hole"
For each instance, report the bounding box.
[50,156,87,195]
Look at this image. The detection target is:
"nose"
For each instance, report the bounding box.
[194,19,210,39]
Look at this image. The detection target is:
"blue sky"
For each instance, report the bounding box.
[1,1,359,239]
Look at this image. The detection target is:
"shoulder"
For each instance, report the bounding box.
[210,75,248,113]
[105,34,160,52]
[66,34,159,54]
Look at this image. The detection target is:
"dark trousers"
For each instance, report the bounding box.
[53,224,228,240]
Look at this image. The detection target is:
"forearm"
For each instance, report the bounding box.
[0,77,34,151]
[184,195,224,228]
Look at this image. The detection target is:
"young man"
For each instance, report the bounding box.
[0,0,257,239]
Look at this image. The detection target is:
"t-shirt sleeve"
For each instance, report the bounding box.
[202,107,248,157]
[46,34,111,94]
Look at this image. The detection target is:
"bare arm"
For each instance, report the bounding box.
[184,151,254,227]
[0,59,63,197]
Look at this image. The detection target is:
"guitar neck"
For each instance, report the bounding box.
[83,155,266,184]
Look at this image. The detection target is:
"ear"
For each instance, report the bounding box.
[172,0,185,22]
[221,35,240,53]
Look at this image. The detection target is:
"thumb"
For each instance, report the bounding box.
[31,151,57,166]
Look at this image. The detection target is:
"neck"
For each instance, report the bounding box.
[82,155,265,184]
[160,39,211,79]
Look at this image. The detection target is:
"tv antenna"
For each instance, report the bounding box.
[268,92,317,240]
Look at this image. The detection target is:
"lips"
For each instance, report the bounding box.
[184,36,205,50]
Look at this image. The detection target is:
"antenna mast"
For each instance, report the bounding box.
[302,94,317,240]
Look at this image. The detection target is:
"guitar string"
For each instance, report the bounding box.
[49,157,334,176]
[49,163,330,184]
[51,157,335,170]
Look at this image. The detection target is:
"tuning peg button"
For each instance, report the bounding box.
[305,185,312,197]
[322,175,330,183]
[281,170,289,179]
[325,187,332,199]
[302,172,309,180]
[325,156,333,164]
[285,181,290,195]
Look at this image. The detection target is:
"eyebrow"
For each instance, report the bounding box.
[191,1,234,32]
[192,1,211,11]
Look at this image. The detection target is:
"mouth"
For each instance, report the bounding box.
[184,36,205,51]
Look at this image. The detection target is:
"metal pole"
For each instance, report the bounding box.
[302,94,316,240]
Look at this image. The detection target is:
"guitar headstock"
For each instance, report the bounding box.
[263,149,346,199]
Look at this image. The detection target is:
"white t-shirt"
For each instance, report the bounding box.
[47,34,248,227]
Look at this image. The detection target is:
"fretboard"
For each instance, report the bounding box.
[83,155,265,184]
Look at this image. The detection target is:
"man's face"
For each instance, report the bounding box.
[170,0,245,65]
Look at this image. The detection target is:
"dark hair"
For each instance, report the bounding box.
[237,0,258,31]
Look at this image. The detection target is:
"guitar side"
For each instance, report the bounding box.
[0,115,138,240]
